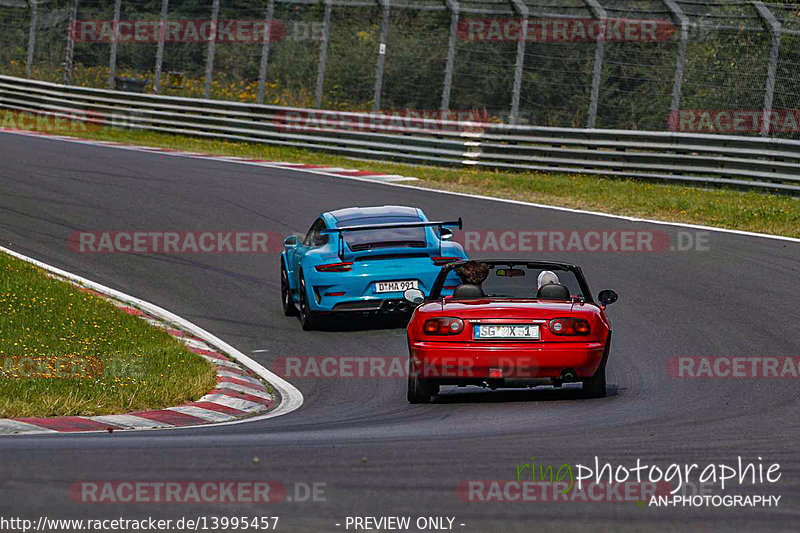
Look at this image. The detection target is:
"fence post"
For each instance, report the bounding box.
[153,0,169,94]
[64,0,79,85]
[107,0,122,89]
[315,0,333,108]
[372,0,390,111]
[753,1,781,137]
[509,0,528,125]
[203,0,220,99]
[257,0,276,104]
[26,0,39,77]
[584,0,607,128]
[663,0,688,119]
[441,0,459,112]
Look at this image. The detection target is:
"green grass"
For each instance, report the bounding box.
[36,126,800,238]
[0,251,217,418]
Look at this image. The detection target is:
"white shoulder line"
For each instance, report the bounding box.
[90,414,170,430]
[168,405,236,423]
[0,245,304,434]
[0,419,57,434]
[2,129,796,243]
[385,182,800,244]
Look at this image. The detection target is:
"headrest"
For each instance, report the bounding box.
[453,284,485,299]
[537,283,570,300]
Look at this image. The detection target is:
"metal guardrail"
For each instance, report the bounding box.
[1,75,798,194]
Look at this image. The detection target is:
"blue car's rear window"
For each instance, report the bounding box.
[337,216,427,251]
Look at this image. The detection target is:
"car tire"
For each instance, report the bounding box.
[297,272,319,331]
[281,261,297,317]
[407,372,438,404]
[582,364,606,399]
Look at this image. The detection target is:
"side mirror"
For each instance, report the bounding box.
[283,235,298,247]
[598,289,618,306]
[403,288,425,305]
[440,228,454,241]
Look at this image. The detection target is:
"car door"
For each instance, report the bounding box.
[289,218,325,278]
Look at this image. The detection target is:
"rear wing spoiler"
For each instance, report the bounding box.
[320,218,462,234]
[320,218,463,259]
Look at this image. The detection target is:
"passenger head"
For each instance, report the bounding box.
[537,270,560,289]
[456,261,491,286]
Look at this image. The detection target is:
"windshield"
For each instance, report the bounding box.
[438,262,587,300]
[337,216,428,251]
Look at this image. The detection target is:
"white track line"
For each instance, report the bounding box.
[198,394,265,412]
[168,405,236,423]
[90,414,169,430]
[216,371,264,385]
[215,382,274,400]
[0,419,58,434]
[0,245,304,435]
[199,356,242,369]
[2,130,795,243]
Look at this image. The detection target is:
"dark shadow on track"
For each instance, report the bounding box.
[433,384,620,403]
[309,314,411,332]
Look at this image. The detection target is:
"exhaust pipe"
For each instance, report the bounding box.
[384,301,395,313]
[560,369,577,382]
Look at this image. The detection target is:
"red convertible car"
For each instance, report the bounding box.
[403,260,618,403]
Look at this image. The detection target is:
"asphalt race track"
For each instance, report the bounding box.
[1,131,799,532]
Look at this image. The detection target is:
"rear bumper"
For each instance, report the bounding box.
[408,341,605,381]
[331,298,413,315]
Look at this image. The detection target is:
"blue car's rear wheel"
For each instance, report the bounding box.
[298,272,319,331]
[281,261,297,317]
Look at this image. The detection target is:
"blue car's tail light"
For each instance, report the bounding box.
[431,256,461,266]
[315,262,353,272]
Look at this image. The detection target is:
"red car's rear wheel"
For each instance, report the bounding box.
[582,338,610,398]
[407,362,439,403]
[582,364,606,398]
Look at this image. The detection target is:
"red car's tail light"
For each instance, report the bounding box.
[423,317,464,335]
[431,256,460,266]
[549,318,590,336]
[315,262,353,272]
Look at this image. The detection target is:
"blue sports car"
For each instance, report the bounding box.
[280,206,467,330]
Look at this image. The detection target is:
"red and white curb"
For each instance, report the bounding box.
[0,246,304,435]
[0,129,419,183]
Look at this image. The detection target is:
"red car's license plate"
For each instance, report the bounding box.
[473,324,540,340]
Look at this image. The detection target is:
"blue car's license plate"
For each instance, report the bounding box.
[374,280,418,293]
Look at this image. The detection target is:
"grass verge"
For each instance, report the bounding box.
[20,126,800,238]
[0,251,217,418]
